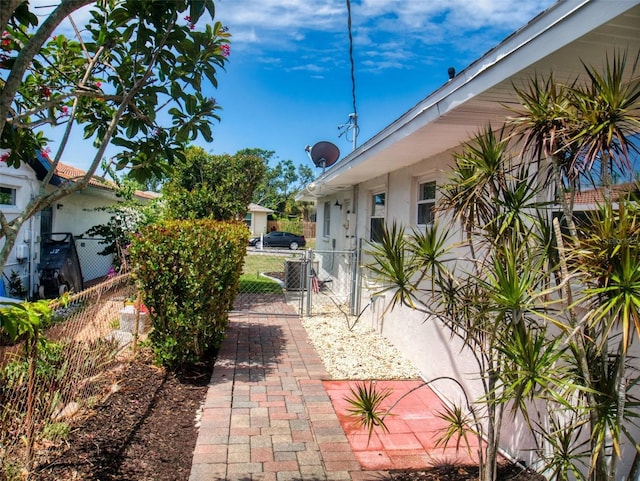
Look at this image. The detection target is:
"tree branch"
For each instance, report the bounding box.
[0,0,94,140]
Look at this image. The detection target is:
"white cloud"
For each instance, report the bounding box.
[28,0,94,37]
[288,63,325,73]
[26,0,556,75]
[216,0,556,72]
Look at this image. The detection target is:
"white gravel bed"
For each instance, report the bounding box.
[301,308,422,380]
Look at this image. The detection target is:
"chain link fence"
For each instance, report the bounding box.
[73,236,117,286]
[235,248,307,315]
[236,247,358,318]
[0,274,144,477]
[304,249,358,317]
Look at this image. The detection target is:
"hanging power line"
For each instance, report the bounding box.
[339,0,359,151]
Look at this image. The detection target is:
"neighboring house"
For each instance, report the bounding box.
[245,203,274,236]
[298,0,640,476]
[571,181,640,211]
[1,153,157,298]
[558,182,640,232]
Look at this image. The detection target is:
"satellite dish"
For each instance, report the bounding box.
[309,141,340,170]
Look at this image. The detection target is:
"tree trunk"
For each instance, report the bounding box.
[549,152,578,241]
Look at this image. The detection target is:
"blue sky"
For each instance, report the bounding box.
[32,0,557,175]
[203,0,557,173]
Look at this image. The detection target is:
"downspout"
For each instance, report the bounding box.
[352,184,361,315]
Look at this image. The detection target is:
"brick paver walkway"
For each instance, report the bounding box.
[189,308,389,481]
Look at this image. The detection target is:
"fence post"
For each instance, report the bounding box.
[132,291,142,354]
[25,328,39,476]
[305,250,313,317]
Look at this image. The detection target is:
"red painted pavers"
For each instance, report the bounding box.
[324,379,479,471]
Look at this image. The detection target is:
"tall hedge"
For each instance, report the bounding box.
[130,219,249,367]
[162,147,266,221]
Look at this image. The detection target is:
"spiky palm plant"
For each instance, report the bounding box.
[352,51,640,481]
[571,50,640,181]
[509,73,581,240]
[344,381,392,442]
[571,199,640,480]
[365,221,424,314]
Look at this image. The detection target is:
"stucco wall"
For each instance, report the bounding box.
[47,187,119,282]
[0,162,39,296]
[49,188,115,237]
[344,148,546,465]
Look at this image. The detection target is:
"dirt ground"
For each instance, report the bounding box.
[32,349,212,481]
[30,349,543,481]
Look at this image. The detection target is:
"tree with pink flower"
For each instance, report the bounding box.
[0,0,231,272]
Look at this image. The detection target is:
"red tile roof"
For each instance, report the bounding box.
[55,161,158,200]
[570,182,639,205]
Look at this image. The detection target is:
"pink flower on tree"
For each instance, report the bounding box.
[220,44,230,57]
[184,15,195,30]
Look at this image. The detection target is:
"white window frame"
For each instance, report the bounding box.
[370,191,386,242]
[323,201,331,237]
[416,180,436,226]
[0,185,17,206]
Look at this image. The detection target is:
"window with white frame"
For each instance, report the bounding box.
[417,181,436,225]
[323,201,331,237]
[0,186,17,206]
[370,192,386,242]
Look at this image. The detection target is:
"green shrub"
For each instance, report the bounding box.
[130,219,249,367]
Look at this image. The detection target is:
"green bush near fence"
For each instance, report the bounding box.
[270,219,303,235]
[130,219,248,367]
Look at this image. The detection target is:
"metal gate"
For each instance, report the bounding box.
[303,249,358,317]
[233,248,307,315]
[233,248,357,317]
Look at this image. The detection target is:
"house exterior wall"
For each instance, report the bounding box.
[353,149,490,393]
[326,147,541,465]
[2,166,146,298]
[319,146,640,474]
[48,187,119,283]
[304,2,640,475]
[0,162,40,297]
[250,211,269,236]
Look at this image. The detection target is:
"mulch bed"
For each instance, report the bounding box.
[389,464,545,481]
[33,349,212,481]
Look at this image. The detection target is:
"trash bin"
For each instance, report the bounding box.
[284,259,318,291]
